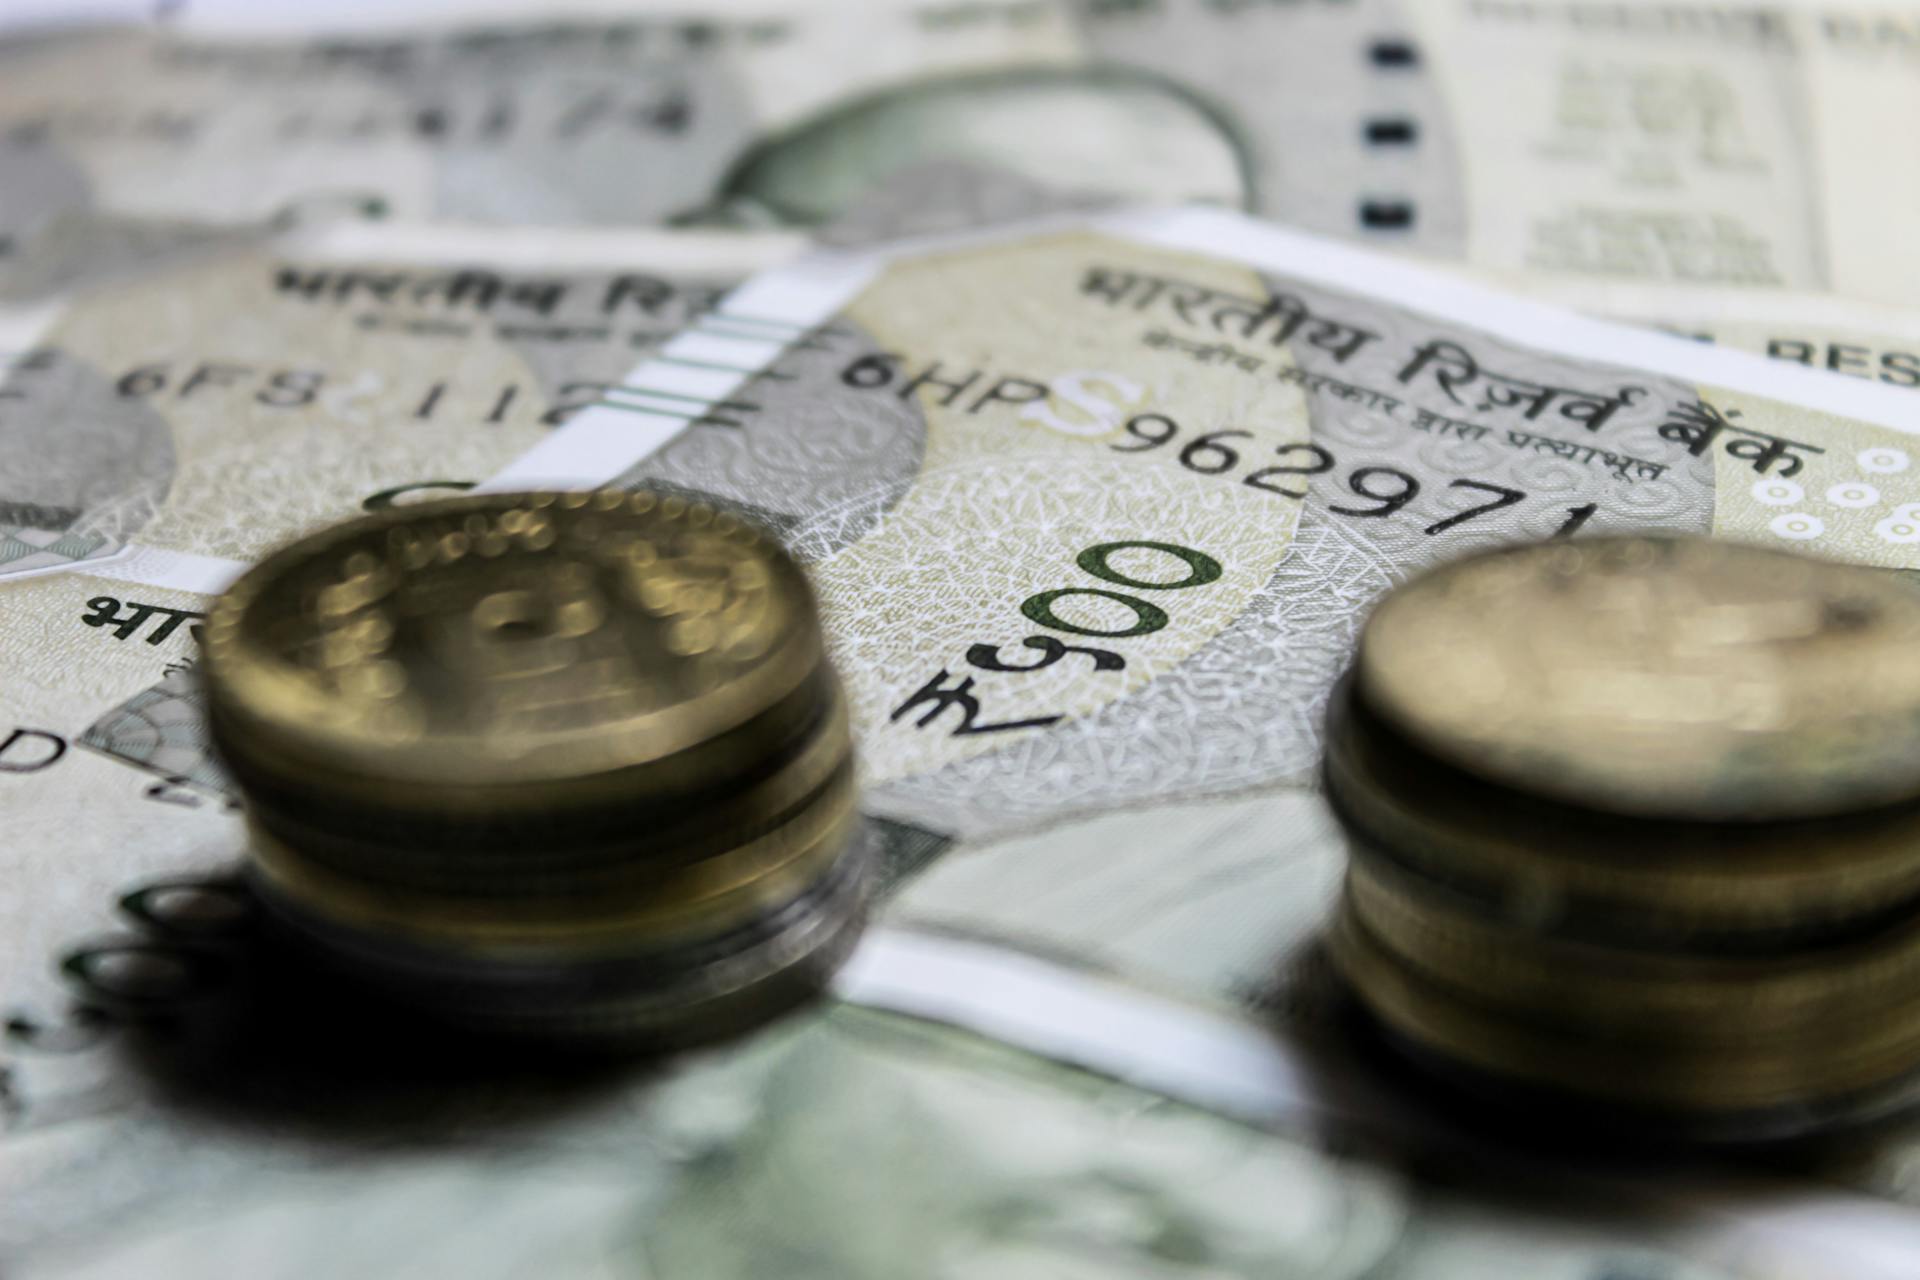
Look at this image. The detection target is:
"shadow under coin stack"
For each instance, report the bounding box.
[201,491,866,1043]
[1325,536,1920,1140]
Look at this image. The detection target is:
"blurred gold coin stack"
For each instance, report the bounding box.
[1325,536,1920,1138]
[201,490,866,1043]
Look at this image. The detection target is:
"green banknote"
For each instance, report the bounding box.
[13,0,1920,300]
[11,961,1865,1279]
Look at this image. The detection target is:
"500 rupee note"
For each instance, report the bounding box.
[0,215,789,1114]
[486,205,1920,1079]
[11,206,1920,1274]
[548,208,1920,1233]
[15,204,1920,1061]
[501,207,1920,837]
[0,216,794,585]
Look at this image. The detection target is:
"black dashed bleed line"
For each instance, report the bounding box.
[1360,36,1424,234]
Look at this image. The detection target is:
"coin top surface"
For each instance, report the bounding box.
[1356,536,1920,820]
[204,491,820,787]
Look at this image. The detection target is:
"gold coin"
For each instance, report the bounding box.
[203,491,822,814]
[1324,676,1920,937]
[248,771,861,955]
[1345,852,1920,1046]
[1355,536,1920,821]
[241,676,854,890]
[1331,897,1920,1113]
[224,647,837,829]
[253,833,872,1045]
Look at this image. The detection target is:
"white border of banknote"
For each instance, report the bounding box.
[843,926,1320,1120]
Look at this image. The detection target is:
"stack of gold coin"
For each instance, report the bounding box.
[201,490,866,1043]
[1325,536,1920,1139]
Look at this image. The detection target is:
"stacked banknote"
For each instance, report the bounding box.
[1327,535,1920,1140]
[198,489,867,1041]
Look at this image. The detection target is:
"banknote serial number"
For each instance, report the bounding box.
[840,354,1600,538]
[1109,413,1599,537]
[109,360,635,430]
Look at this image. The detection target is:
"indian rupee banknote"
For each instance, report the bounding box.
[13,205,1920,1270]
[0,0,1086,295]
[12,0,1920,300]
[509,206,1920,1209]
[0,211,787,1060]
[541,207,1920,824]
[14,954,1887,1279]
[0,213,794,583]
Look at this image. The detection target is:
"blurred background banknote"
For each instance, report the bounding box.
[14,0,1920,1276]
[12,0,1920,299]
